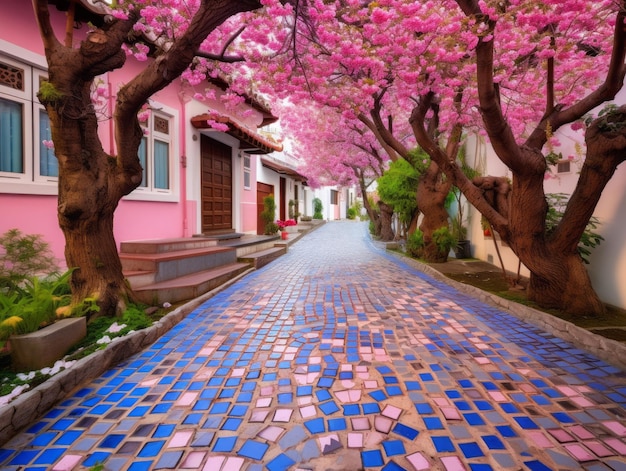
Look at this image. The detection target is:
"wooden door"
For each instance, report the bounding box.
[201,135,232,233]
[257,182,274,235]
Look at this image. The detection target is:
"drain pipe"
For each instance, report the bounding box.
[179,89,190,237]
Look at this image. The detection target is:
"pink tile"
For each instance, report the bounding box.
[547,428,575,443]
[335,390,351,403]
[348,432,363,448]
[488,391,507,402]
[260,386,274,396]
[273,408,293,422]
[381,404,402,420]
[406,452,430,470]
[348,389,362,401]
[175,392,198,406]
[557,386,578,397]
[518,384,536,393]
[374,415,393,433]
[569,425,594,440]
[475,357,491,364]
[222,457,245,471]
[181,451,206,468]
[341,380,356,388]
[202,456,225,471]
[584,440,614,457]
[299,405,317,418]
[168,430,193,447]
[256,397,272,407]
[603,420,626,436]
[441,406,461,420]
[564,443,595,462]
[571,396,594,407]
[441,455,466,471]
[605,438,626,454]
[52,455,82,471]
[363,380,378,389]
[527,431,553,448]
[249,409,270,422]
[433,397,450,406]
[351,417,370,430]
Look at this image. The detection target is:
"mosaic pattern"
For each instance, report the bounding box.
[1,221,625,471]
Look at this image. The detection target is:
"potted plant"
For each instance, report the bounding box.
[276,219,297,239]
[432,226,458,262]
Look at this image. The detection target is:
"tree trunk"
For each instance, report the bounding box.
[378,201,395,241]
[526,251,605,315]
[417,163,451,262]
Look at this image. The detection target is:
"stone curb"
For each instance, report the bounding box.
[387,250,626,371]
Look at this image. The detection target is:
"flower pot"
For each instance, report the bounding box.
[454,240,471,259]
[10,317,86,372]
[281,231,288,240]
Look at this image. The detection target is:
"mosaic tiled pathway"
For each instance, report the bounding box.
[1,221,625,471]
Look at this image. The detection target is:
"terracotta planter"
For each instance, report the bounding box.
[10,317,87,372]
[281,231,288,240]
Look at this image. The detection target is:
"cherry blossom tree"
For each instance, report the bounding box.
[32,0,289,317]
[255,0,625,316]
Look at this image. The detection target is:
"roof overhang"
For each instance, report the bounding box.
[261,156,307,182]
[191,114,283,154]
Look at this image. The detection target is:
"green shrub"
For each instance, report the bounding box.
[347,207,357,219]
[406,230,425,258]
[0,229,58,292]
[432,226,457,255]
[313,197,324,219]
[261,195,278,235]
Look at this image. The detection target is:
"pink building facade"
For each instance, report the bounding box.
[0,1,306,267]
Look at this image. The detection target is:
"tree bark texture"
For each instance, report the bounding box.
[378,201,395,241]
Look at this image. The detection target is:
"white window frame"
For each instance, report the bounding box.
[124,102,179,203]
[243,153,251,190]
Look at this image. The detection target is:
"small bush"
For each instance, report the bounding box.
[313,198,324,219]
[406,230,425,258]
[432,226,457,255]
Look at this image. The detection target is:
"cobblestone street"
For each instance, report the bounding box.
[1,220,625,471]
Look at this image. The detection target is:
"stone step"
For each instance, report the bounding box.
[238,246,287,269]
[120,246,237,281]
[120,237,219,254]
[132,262,252,305]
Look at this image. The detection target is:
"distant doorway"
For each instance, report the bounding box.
[257,182,274,235]
[201,135,233,233]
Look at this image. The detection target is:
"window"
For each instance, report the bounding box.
[0,54,57,193]
[128,106,178,201]
[243,154,251,189]
[330,189,338,205]
[556,160,571,174]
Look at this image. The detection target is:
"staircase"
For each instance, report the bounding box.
[120,232,296,306]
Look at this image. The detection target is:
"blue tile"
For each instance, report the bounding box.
[32,432,57,446]
[432,436,455,452]
[213,436,237,452]
[469,464,494,471]
[238,439,269,460]
[382,462,408,471]
[424,417,444,430]
[266,453,296,471]
[459,442,484,458]
[316,390,332,402]
[100,434,125,448]
[361,449,384,467]
[153,424,175,438]
[362,403,381,415]
[328,418,347,431]
[551,412,575,423]
[221,418,243,431]
[343,404,360,415]
[514,416,539,429]
[138,440,165,457]
[392,423,419,440]
[83,452,112,467]
[304,418,325,434]
[415,403,434,414]
[319,401,340,415]
[34,448,65,464]
[523,460,554,471]
[481,435,506,450]
[382,440,406,456]
[464,413,486,426]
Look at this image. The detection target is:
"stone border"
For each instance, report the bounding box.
[386,249,626,371]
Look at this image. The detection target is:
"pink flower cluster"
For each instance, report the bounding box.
[276,219,297,231]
